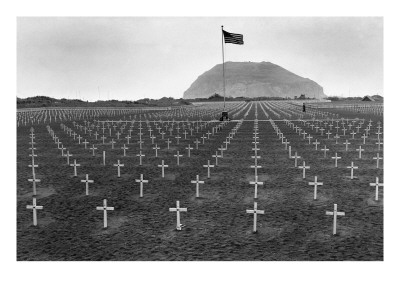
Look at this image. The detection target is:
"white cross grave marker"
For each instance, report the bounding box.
[250,164,262,177]
[326,204,345,235]
[185,144,193,158]
[283,139,290,149]
[152,144,160,157]
[356,145,365,159]
[121,144,128,157]
[81,174,94,196]
[373,153,383,169]
[169,201,187,231]
[135,174,148,197]
[136,151,145,165]
[174,151,183,165]
[26,197,43,226]
[70,159,80,177]
[91,145,97,156]
[321,145,329,158]
[308,176,323,200]
[28,162,38,177]
[166,139,172,149]
[332,153,342,168]
[113,160,124,177]
[369,177,383,201]
[246,202,264,233]
[60,145,66,157]
[203,160,215,179]
[376,140,383,151]
[96,199,114,228]
[249,175,263,199]
[298,161,310,179]
[291,151,301,167]
[347,161,358,179]
[65,150,72,165]
[361,134,367,145]
[158,160,169,178]
[28,176,41,196]
[191,175,204,198]
[343,140,351,151]
[334,134,340,144]
[313,139,320,150]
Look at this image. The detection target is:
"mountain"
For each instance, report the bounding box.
[183,61,326,99]
[371,95,383,101]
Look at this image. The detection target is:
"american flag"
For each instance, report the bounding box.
[222,30,244,45]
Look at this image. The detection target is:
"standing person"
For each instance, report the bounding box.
[303,103,306,112]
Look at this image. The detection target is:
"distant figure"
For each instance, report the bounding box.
[303,103,306,112]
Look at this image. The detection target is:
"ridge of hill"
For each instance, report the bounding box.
[183,61,326,99]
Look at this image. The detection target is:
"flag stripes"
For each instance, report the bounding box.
[222,30,244,45]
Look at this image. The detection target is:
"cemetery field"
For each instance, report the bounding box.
[16,101,383,260]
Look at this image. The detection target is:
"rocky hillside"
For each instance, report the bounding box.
[183,61,326,99]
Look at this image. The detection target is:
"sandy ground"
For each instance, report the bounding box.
[17,103,383,260]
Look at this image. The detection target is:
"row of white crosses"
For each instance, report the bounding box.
[28,127,40,196]
[51,120,231,195]
[54,119,219,229]
[70,118,217,149]
[285,118,383,154]
[275,120,314,181]
[274,120,311,179]
[248,119,265,233]
[169,119,266,233]
[58,124,83,171]
[250,119,264,200]
[278,119,384,199]
[58,118,222,202]
[168,120,236,230]
[28,118,384,232]
[171,120,236,229]
[304,120,383,185]
[80,173,150,197]
[278,123,325,199]
[330,150,382,169]
[35,122,333,233]
[294,118,383,219]
[93,119,223,151]
[61,120,227,169]
[26,127,43,226]
[208,119,240,168]
[189,121,233,197]
[169,121,232,229]
[248,118,346,235]
[50,125,83,177]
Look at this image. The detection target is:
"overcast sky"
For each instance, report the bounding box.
[17,17,383,101]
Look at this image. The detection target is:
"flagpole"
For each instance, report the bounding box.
[221,25,226,111]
